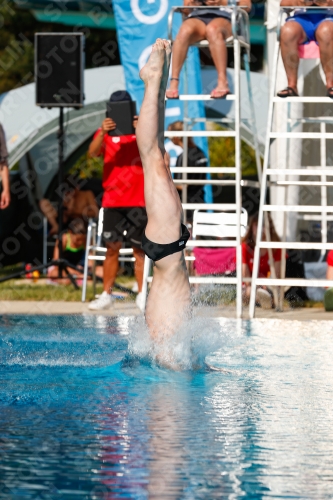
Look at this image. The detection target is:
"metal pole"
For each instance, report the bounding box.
[81,220,92,302]
[320,121,327,260]
[141,256,151,311]
[249,40,280,318]
[234,37,242,319]
[57,106,64,279]
[243,52,262,183]
[278,102,291,310]
[43,216,48,275]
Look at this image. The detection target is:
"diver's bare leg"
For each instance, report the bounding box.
[136,39,191,342]
[137,39,182,246]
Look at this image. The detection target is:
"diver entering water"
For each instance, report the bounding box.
[136,38,192,340]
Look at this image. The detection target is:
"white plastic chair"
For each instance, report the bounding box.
[192,208,248,240]
[141,207,249,310]
[190,208,248,275]
[81,207,141,302]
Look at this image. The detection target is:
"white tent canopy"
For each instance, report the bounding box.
[0,66,125,197]
[0,64,268,196]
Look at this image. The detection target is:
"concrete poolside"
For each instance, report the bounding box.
[1,300,333,321]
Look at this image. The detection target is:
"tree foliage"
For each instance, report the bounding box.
[0,3,120,95]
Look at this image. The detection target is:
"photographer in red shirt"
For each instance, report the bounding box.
[88,91,146,311]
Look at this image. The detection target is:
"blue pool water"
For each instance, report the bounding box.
[1,314,333,499]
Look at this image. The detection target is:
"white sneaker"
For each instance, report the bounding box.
[135,292,146,312]
[256,288,273,310]
[88,291,114,310]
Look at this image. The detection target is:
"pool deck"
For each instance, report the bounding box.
[1,300,333,321]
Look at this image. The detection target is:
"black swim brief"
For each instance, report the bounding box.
[141,224,190,262]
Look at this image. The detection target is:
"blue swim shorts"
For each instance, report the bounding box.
[287,13,333,43]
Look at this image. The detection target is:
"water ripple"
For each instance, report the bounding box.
[0,315,333,499]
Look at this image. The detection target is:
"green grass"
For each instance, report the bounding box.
[0,276,136,302]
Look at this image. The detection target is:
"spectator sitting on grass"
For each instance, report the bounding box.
[242,212,282,309]
[40,175,99,236]
[47,219,88,285]
[0,123,10,210]
[324,250,333,311]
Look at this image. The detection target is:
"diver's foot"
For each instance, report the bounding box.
[139,38,166,87]
[162,40,171,92]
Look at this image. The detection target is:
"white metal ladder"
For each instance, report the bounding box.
[249,6,333,318]
[142,6,262,318]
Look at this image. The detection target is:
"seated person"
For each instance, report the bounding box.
[40,175,99,235]
[324,249,333,310]
[47,218,87,285]
[168,120,207,223]
[242,212,282,308]
[0,123,10,210]
[166,0,251,99]
[278,0,333,97]
[327,249,333,279]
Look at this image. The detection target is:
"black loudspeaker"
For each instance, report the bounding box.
[35,33,84,108]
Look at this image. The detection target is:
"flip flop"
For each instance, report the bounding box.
[327,87,333,98]
[166,89,179,99]
[210,88,231,99]
[277,87,299,98]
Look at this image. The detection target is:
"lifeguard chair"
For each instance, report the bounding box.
[141,5,262,318]
[249,7,333,318]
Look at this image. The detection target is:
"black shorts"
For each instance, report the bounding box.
[187,9,231,25]
[102,207,147,248]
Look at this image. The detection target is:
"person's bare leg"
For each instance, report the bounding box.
[39,199,59,235]
[316,21,333,90]
[327,265,333,281]
[133,247,144,292]
[205,18,232,97]
[137,39,191,340]
[103,242,122,293]
[279,22,307,95]
[166,19,206,98]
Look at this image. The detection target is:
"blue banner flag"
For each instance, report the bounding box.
[112,0,212,202]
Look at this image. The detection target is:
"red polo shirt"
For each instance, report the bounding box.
[327,250,333,267]
[242,243,282,277]
[94,130,145,208]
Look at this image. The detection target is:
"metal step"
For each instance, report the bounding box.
[298,214,333,221]
[170,167,236,174]
[267,168,333,176]
[255,278,333,288]
[263,204,333,213]
[182,203,237,210]
[186,240,238,248]
[270,132,333,139]
[174,180,235,185]
[174,179,259,186]
[165,131,236,138]
[166,94,235,101]
[269,180,333,187]
[273,96,333,103]
[259,241,333,250]
[147,276,238,284]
